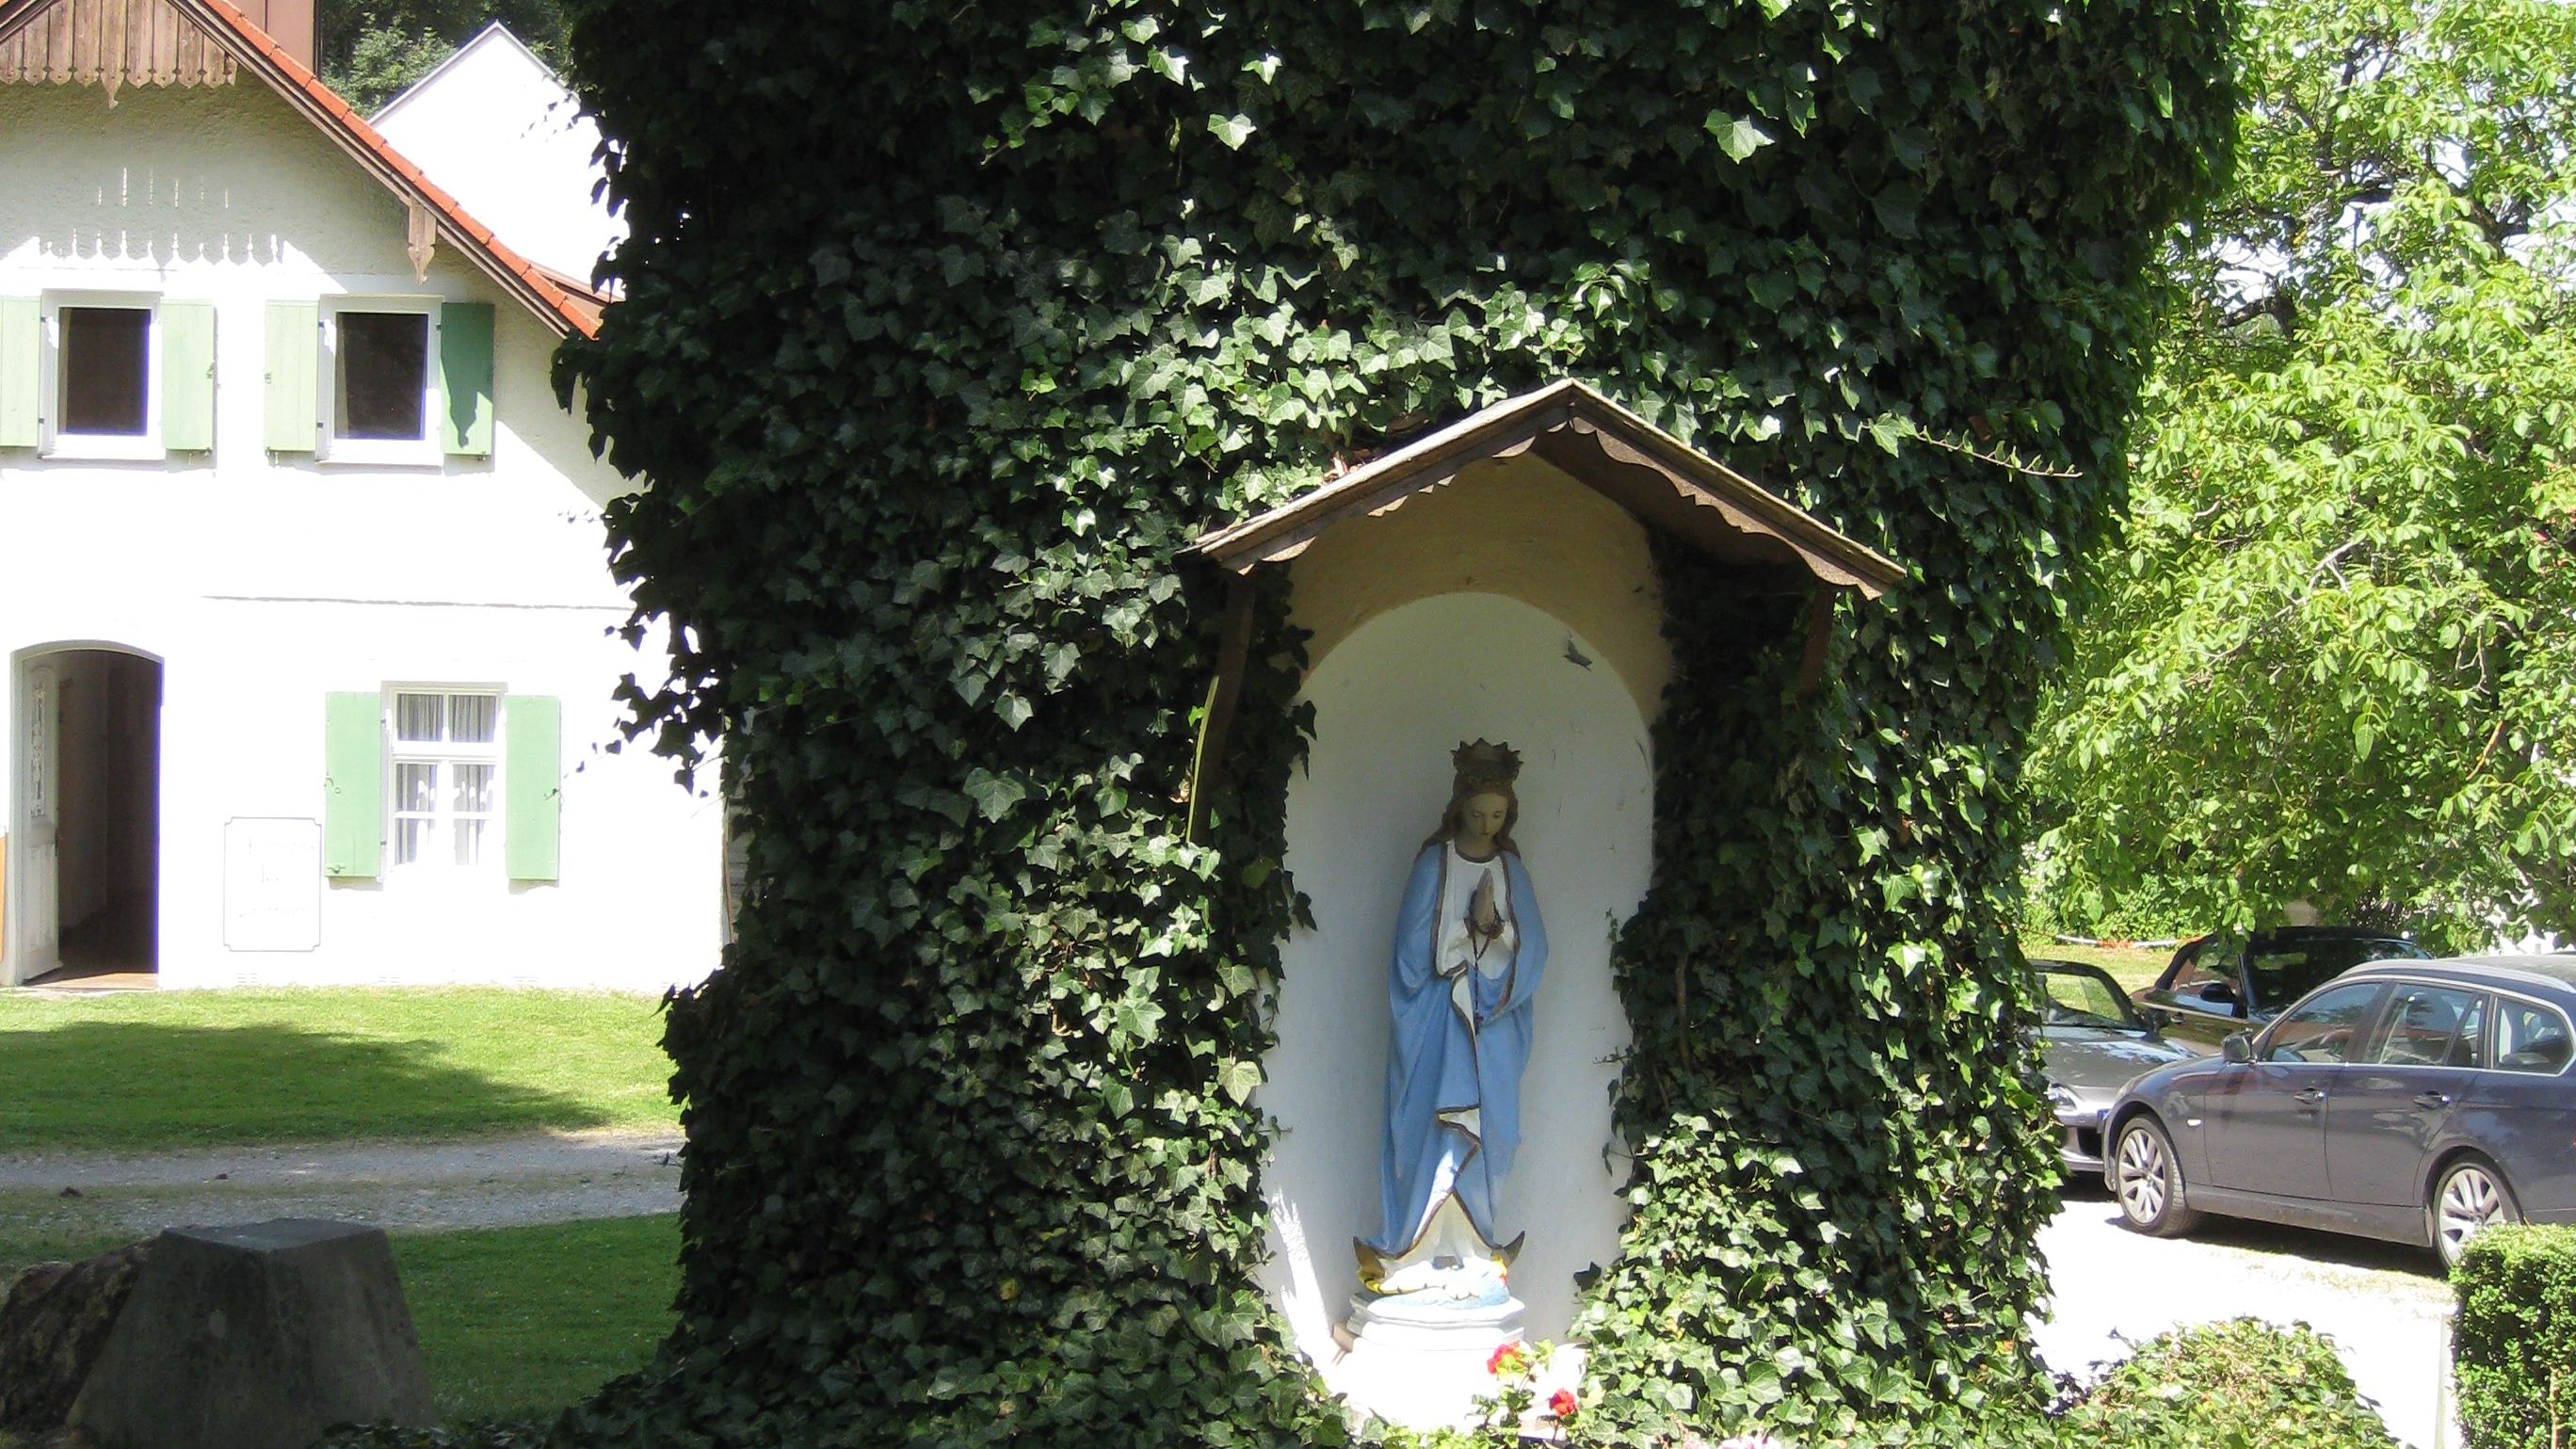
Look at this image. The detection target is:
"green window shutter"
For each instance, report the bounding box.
[0,298,37,448]
[437,301,494,457]
[323,693,384,878]
[504,694,560,881]
[265,301,318,453]
[159,301,216,452]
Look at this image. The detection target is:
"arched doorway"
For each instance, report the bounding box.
[11,644,162,987]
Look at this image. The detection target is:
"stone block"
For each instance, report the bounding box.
[69,1219,432,1449]
[0,1240,153,1438]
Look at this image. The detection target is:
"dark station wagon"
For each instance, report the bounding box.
[2104,954,2576,1265]
[2134,927,2432,1054]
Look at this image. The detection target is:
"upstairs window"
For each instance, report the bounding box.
[337,311,430,441]
[0,296,214,458]
[319,300,440,464]
[57,305,151,436]
[262,298,491,461]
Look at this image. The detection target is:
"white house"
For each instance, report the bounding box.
[0,0,723,990]
[369,22,620,285]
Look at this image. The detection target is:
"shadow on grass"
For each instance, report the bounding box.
[0,1022,620,1152]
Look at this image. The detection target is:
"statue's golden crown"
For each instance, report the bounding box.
[1450,739,1522,793]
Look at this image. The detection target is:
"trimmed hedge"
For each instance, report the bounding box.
[2053,1319,2398,1449]
[2457,1225,2576,1449]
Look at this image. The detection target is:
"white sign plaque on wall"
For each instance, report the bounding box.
[224,817,322,952]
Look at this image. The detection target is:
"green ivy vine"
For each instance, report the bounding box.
[522,2,2234,1445]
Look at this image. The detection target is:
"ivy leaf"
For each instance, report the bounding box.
[1208,114,1256,150]
[962,769,1026,821]
[1111,996,1166,1049]
[1216,1058,1263,1104]
[1708,113,1773,162]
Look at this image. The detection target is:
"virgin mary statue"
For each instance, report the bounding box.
[1356,740,1548,1299]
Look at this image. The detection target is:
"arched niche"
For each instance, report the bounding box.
[1195,379,1903,1409]
[1255,588,1653,1364]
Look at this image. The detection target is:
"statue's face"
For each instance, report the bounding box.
[1456,791,1511,853]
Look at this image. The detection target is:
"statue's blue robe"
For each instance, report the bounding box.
[1362,844,1547,1256]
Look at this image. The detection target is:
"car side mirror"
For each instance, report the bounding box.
[2221,1033,2253,1065]
[2203,981,2239,1007]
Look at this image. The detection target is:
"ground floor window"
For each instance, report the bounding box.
[391,690,499,869]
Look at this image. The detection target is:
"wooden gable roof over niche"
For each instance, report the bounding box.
[1181,380,1907,837]
[1194,379,1903,599]
[0,0,309,97]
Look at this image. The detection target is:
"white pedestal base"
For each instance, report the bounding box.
[1322,1291,1526,1430]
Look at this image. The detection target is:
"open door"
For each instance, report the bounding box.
[14,659,63,982]
[11,646,160,988]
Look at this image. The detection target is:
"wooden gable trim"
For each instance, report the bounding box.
[1192,378,1904,600]
[0,0,599,339]
[0,0,233,96]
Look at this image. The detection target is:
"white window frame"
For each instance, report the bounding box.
[382,684,505,878]
[320,297,441,467]
[40,291,161,461]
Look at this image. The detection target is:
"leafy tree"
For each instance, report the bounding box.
[514,2,2224,1446]
[316,0,571,110]
[2030,0,2576,948]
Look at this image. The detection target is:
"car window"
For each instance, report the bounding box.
[2166,938,2238,995]
[2042,970,2141,1030]
[2361,984,2485,1069]
[2495,999,2574,1075]
[2247,938,2414,1005]
[2262,982,2385,1064]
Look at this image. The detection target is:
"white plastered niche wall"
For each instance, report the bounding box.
[1254,453,1668,1362]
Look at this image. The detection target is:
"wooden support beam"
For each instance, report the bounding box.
[1795,588,1833,700]
[1184,572,1257,843]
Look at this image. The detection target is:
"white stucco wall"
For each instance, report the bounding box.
[1256,592,1652,1360]
[371,24,622,283]
[0,79,718,990]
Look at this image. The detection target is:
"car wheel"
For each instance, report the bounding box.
[2431,1155,2520,1269]
[2112,1116,2199,1237]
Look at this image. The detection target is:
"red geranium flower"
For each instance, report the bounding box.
[1549,1389,1578,1420]
[1486,1342,1528,1377]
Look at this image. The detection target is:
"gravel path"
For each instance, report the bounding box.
[1,1135,2456,1446]
[0,1129,684,1239]
[2035,1185,2456,1449]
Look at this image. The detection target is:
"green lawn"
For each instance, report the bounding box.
[2021,935,2173,995]
[0,1215,679,1426]
[399,1215,680,1422]
[0,989,679,1151]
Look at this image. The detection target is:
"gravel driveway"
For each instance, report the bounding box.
[0,1128,684,1243]
[2034,1184,2456,1449]
[3,1136,2455,1445]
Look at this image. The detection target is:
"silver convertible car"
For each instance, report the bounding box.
[2102,954,2576,1266]
[2037,959,2198,1174]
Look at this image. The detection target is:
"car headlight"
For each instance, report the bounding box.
[2044,1083,2079,1115]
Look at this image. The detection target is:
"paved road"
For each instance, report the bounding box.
[0,1128,684,1239]
[2034,1185,2456,1449]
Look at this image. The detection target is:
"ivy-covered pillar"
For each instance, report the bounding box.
[548,2,2234,1444]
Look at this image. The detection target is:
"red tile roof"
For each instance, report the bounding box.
[0,0,603,338]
